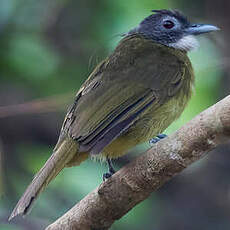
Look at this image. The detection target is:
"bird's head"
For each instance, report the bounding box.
[127,9,219,52]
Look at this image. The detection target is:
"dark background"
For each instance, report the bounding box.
[0,0,230,229]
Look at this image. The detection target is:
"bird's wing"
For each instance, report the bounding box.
[63,79,156,155]
[61,35,191,155]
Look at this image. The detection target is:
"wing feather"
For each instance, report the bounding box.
[60,35,192,155]
[78,89,155,154]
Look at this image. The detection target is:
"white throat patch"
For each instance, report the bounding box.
[168,35,199,52]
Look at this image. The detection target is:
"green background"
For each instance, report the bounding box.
[0,0,229,229]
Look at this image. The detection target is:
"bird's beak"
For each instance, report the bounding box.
[185,24,220,35]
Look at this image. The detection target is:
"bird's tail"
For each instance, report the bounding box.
[9,136,81,220]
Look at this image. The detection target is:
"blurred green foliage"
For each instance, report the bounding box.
[0,0,227,230]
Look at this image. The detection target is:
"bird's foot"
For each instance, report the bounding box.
[103,158,116,181]
[149,134,167,145]
[103,172,114,181]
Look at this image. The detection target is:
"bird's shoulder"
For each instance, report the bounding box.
[79,35,192,94]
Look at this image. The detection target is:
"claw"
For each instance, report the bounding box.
[157,134,167,139]
[103,172,113,181]
[149,134,167,145]
[103,158,116,181]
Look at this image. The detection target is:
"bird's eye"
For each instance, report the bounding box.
[163,20,175,29]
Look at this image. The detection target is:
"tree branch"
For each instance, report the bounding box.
[0,93,72,118]
[46,95,230,230]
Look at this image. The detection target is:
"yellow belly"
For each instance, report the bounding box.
[67,81,193,166]
[102,89,192,159]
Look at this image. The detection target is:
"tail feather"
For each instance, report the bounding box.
[9,137,78,220]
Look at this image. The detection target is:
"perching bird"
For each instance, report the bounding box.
[9,9,219,220]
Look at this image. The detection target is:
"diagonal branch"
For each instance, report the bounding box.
[46,95,230,230]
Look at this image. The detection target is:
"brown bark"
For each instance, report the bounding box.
[46,95,230,230]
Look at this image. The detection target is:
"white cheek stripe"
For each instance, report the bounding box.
[168,35,199,52]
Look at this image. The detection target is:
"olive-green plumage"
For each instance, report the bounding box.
[63,34,194,161]
[9,34,194,220]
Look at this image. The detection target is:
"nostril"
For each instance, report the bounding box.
[191,24,198,27]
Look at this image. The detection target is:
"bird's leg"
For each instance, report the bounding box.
[149,134,167,146]
[103,158,116,181]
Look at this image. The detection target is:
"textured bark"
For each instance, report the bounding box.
[46,95,230,230]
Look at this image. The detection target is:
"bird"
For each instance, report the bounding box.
[9,9,219,220]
